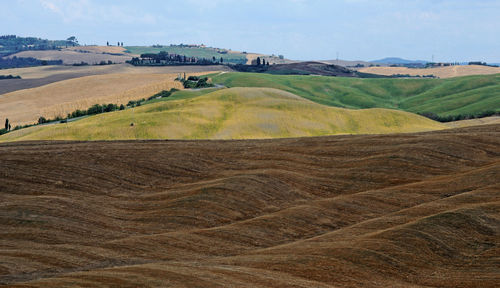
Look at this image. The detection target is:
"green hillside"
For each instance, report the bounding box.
[0,87,445,142]
[125,46,247,64]
[210,72,500,117]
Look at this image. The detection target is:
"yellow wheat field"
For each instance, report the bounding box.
[0,73,216,126]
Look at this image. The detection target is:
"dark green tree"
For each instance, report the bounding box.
[256,57,261,66]
[220,57,223,63]
[4,118,9,131]
[38,116,47,124]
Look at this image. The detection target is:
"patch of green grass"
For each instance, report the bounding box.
[124,46,247,64]
[210,72,500,116]
[143,88,223,105]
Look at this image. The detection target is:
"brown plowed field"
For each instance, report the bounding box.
[0,124,499,287]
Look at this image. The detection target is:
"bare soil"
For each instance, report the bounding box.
[0,124,499,287]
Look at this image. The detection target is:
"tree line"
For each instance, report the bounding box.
[0,57,63,69]
[128,51,224,66]
[0,88,180,135]
[418,110,500,122]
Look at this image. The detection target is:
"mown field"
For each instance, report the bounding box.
[5,49,133,65]
[358,64,500,79]
[125,46,248,64]
[0,64,230,95]
[0,124,498,287]
[0,87,446,142]
[210,72,500,117]
[0,73,184,125]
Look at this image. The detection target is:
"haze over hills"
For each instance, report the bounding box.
[372,57,428,65]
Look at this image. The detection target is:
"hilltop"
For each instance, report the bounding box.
[0,87,445,142]
[0,124,498,287]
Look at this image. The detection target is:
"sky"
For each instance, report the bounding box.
[3,0,500,62]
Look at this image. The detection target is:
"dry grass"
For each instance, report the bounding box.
[0,73,186,125]
[4,49,133,64]
[0,64,230,80]
[358,64,500,78]
[0,87,446,141]
[65,45,134,55]
[0,124,498,287]
[444,116,500,128]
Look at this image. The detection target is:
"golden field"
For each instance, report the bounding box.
[5,49,133,65]
[0,73,185,125]
[0,64,229,80]
[358,64,500,78]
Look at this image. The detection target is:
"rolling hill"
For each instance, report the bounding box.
[125,45,248,64]
[4,49,133,65]
[0,64,230,95]
[0,124,498,287]
[358,64,500,79]
[0,87,445,142]
[372,57,428,65]
[210,72,500,117]
[0,73,186,126]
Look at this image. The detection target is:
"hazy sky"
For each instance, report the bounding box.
[3,0,499,62]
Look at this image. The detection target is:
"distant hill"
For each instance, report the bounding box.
[0,35,76,57]
[125,45,248,64]
[358,65,500,79]
[372,57,428,65]
[230,61,372,77]
[320,59,377,67]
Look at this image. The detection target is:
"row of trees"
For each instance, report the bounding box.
[128,51,223,66]
[419,110,499,122]
[254,57,270,66]
[0,88,182,135]
[107,41,124,47]
[0,57,63,69]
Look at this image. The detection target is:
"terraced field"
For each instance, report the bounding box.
[0,124,498,287]
[0,87,445,141]
[211,72,500,117]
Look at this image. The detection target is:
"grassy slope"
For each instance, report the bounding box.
[0,87,445,141]
[210,72,500,116]
[124,46,247,64]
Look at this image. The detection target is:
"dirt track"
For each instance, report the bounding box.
[0,125,499,287]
